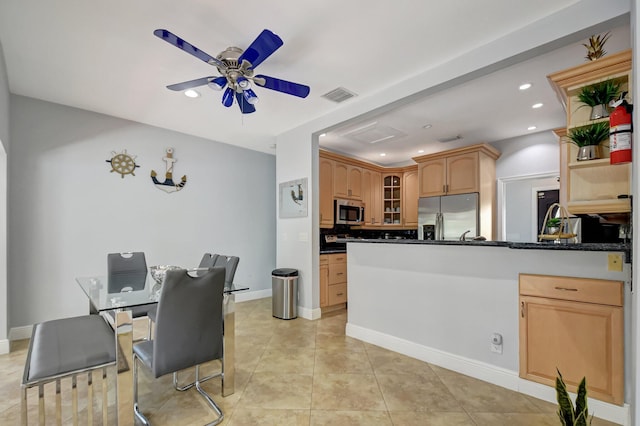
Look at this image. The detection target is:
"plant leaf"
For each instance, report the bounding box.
[575,376,589,426]
[556,369,575,425]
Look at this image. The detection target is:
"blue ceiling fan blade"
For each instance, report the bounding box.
[166,76,216,91]
[154,29,226,68]
[254,75,310,98]
[238,29,283,69]
[235,92,256,114]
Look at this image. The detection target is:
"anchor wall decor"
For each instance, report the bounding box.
[151,147,187,193]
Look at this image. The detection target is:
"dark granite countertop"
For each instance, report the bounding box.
[337,238,631,261]
[320,249,347,254]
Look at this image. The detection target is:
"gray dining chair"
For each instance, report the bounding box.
[146,253,219,336]
[21,315,116,425]
[212,254,240,285]
[133,267,226,426]
[106,252,154,333]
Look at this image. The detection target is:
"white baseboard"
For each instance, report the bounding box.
[9,325,32,341]
[235,288,271,303]
[346,322,630,426]
[298,306,322,320]
[0,339,9,355]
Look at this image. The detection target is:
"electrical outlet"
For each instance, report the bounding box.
[608,253,623,272]
[490,333,503,354]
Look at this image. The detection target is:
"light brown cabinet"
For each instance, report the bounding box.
[402,168,418,226]
[319,150,422,230]
[319,158,334,228]
[519,274,623,405]
[320,253,347,309]
[382,174,402,225]
[548,49,632,215]
[319,256,329,307]
[334,162,363,200]
[417,151,480,197]
[362,169,382,225]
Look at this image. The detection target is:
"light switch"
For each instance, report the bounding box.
[608,253,623,272]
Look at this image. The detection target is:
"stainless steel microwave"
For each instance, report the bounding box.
[335,199,364,225]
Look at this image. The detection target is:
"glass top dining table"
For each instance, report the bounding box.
[76,271,248,426]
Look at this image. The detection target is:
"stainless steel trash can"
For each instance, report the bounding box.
[272,268,299,319]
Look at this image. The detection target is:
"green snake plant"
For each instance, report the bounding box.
[556,369,592,425]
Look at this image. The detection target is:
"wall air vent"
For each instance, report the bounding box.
[321,87,358,103]
[437,135,463,143]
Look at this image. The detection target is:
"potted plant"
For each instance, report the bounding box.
[556,369,592,425]
[577,79,620,119]
[567,121,609,161]
[546,217,562,234]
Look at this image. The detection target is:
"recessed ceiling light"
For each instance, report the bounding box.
[528,126,537,131]
[519,83,532,91]
[418,150,425,153]
[319,133,326,137]
[422,124,432,129]
[380,153,386,157]
[532,103,543,109]
[184,89,200,98]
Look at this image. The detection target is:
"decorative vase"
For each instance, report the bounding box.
[547,226,559,235]
[576,145,601,161]
[590,104,610,120]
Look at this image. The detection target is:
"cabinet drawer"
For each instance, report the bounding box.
[328,253,347,264]
[519,274,623,306]
[329,263,347,285]
[328,283,347,305]
[320,255,329,266]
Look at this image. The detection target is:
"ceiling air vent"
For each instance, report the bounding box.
[437,135,463,143]
[322,87,357,103]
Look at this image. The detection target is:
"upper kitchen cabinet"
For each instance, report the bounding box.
[548,49,632,215]
[362,169,382,225]
[334,161,363,200]
[402,167,419,227]
[413,144,501,198]
[319,157,335,228]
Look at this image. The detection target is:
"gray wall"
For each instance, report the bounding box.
[9,95,276,328]
[0,40,8,345]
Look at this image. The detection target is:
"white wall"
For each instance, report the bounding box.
[492,131,560,180]
[8,95,276,329]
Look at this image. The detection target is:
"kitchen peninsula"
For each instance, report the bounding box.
[342,238,631,424]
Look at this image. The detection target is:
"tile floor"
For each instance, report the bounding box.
[0,297,621,425]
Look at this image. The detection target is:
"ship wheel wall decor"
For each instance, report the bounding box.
[106,149,140,178]
[151,147,187,193]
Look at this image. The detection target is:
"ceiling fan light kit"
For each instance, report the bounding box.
[154,28,310,114]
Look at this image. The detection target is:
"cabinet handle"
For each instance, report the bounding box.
[520,301,525,318]
[336,292,344,296]
[554,287,578,292]
[336,272,344,275]
[443,185,446,193]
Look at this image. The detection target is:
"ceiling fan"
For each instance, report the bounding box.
[154,28,310,114]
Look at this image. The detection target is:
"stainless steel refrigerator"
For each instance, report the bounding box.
[418,193,479,240]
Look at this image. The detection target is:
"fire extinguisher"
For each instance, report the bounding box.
[609,92,633,165]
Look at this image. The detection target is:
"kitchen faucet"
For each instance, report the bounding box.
[459,230,471,241]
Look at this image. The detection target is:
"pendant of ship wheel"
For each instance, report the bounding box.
[106,150,140,178]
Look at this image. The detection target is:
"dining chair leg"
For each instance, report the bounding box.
[194,365,224,426]
[133,354,151,426]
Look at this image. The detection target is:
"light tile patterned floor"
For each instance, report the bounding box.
[0,297,621,425]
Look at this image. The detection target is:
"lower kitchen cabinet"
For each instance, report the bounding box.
[519,274,623,405]
[320,253,347,309]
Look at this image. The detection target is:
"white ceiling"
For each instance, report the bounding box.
[0,1,631,165]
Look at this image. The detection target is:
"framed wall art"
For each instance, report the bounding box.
[279,178,308,218]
